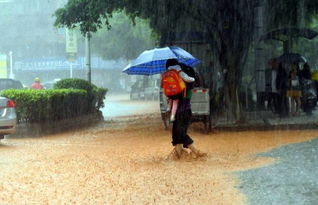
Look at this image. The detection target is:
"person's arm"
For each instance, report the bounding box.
[179,71,195,83]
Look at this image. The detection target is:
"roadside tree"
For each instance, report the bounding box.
[54,0,318,121]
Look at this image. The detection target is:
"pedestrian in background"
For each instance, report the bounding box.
[276,63,289,117]
[287,64,301,115]
[31,77,44,90]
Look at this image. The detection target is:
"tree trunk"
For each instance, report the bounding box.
[222,63,243,121]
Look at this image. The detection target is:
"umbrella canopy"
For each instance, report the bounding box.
[277,53,307,64]
[260,27,318,41]
[122,46,200,75]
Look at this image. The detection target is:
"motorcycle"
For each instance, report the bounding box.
[301,79,317,115]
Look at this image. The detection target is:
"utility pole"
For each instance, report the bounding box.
[85,32,91,83]
[8,51,14,79]
[254,0,265,110]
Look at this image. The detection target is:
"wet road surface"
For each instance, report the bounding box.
[237,138,318,205]
[101,94,159,118]
[1,118,318,204]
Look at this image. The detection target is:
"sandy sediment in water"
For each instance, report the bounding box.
[0,121,317,204]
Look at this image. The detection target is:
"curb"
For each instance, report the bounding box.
[8,113,103,138]
[214,123,318,132]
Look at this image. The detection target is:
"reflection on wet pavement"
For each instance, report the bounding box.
[101,94,160,118]
[0,122,317,204]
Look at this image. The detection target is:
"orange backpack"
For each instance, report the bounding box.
[161,69,186,98]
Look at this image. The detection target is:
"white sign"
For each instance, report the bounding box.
[65,28,78,53]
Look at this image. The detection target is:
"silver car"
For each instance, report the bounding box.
[0,97,17,139]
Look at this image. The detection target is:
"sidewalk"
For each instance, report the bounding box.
[214,110,318,131]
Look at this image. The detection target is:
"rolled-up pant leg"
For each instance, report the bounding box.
[172,109,193,148]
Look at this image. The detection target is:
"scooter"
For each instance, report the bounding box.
[301,79,317,115]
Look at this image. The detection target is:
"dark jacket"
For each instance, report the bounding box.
[276,66,288,92]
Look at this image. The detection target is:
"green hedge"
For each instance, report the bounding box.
[54,78,107,111]
[1,79,107,123]
[2,89,90,123]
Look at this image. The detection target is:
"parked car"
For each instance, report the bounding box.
[0,78,22,138]
[0,97,17,139]
[301,79,317,115]
[159,69,211,132]
[160,87,211,132]
[130,79,145,100]
[0,78,23,91]
[144,79,160,100]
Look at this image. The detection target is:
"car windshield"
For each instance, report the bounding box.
[0,79,23,91]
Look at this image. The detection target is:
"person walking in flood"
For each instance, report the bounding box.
[163,59,195,122]
[162,59,207,159]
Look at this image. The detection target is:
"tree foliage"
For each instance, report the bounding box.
[266,0,318,29]
[54,0,256,120]
[91,12,156,60]
[54,0,318,121]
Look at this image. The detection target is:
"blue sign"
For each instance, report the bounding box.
[14,57,127,71]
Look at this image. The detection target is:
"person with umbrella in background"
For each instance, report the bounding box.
[276,63,289,117]
[123,46,207,160]
[299,63,312,81]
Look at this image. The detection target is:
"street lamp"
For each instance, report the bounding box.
[8,51,14,79]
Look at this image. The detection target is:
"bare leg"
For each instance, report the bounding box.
[175,144,183,157]
[188,144,207,158]
[172,144,192,159]
[296,96,301,115]
[292,97,296,115]
[288,97,292,114]
[166,98,172,112]
[170,99,179,121]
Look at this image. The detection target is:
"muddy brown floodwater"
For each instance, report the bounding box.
[0,117,317,204]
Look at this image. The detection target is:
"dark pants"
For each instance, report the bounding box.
[172,109,193,148]
[268,92,280,113]
[278,90,288,117]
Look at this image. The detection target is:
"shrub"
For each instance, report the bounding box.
[54,78,94,93]
[1,79,107,123]
[54,78,107,111]
[94,87,108,110]
[1,89,87,123]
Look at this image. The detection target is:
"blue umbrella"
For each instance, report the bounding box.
[123,46,200,75]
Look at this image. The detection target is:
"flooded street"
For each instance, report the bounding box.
[2,0,318,204]
[1,109,318,204]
